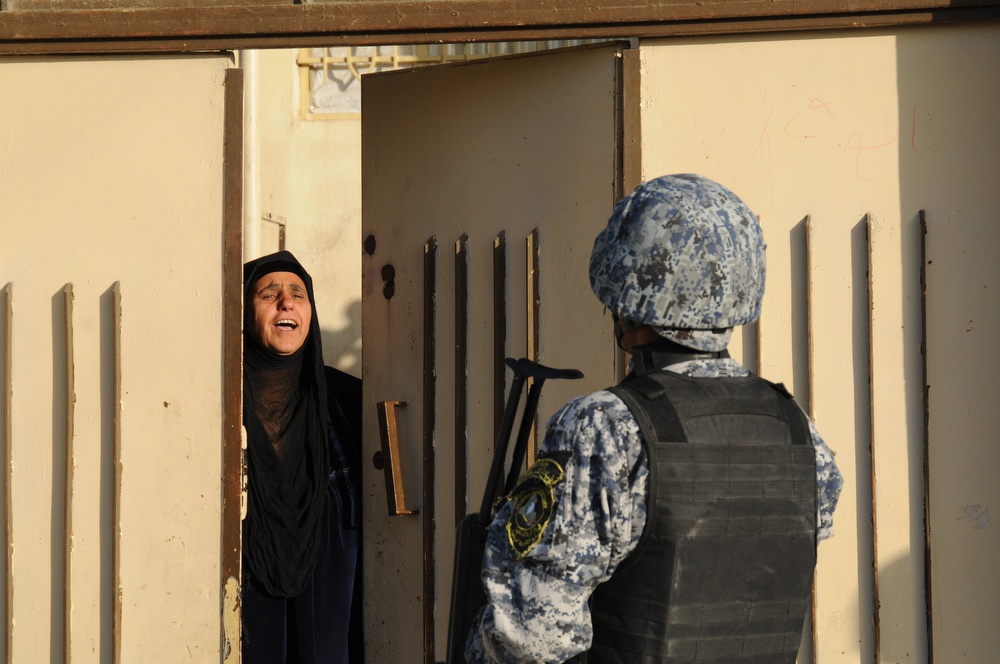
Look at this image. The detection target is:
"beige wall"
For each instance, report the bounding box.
[635,23,999,662]
[2,30,977,663]
[1,54,230,663]
[250,49,363,377]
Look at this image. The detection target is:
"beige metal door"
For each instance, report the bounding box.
[0,54,239,664]
[361,43,625,663]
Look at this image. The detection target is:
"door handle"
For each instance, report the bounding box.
[375,400,419,517]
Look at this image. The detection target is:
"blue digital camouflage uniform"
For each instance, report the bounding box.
[466,174,842,662]
[465,356,843,664]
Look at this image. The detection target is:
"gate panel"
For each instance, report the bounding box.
[897,25,1000,662]
[634,22,1000,663]
[0,54,231,664]
[362,43,623,662]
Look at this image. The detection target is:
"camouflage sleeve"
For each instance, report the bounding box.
[808,416,843,541]
[466,391,646,663]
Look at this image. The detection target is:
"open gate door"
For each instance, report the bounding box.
[361,43,627,662]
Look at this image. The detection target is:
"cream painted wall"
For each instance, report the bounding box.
[635,23,999,663]
[1,54,230,663]
[5,24,990,664]
[252,49,363,378]
[895,25,1000,663]
[634,32,894,659]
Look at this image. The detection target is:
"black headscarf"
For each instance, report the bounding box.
[243,251,330,597]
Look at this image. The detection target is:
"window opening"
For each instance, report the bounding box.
[297,41,603,119]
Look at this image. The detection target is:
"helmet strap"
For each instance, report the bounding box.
[612,314,638,350]
[630,338,730,376]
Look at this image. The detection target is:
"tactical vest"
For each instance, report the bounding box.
[583,371,817,664]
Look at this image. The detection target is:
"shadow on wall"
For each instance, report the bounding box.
[321,298,361,378]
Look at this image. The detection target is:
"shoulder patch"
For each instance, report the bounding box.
[506,453,571,559]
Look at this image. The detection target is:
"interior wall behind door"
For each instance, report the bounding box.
[0,54,230,664]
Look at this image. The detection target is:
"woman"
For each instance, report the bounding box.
[241,250,363,664]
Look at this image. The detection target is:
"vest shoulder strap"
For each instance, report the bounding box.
[613,371,811,447]
[769,380,811,448]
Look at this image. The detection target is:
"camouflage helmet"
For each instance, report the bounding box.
[589,174,766,351]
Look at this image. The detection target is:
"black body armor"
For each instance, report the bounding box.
[584,370,817,663]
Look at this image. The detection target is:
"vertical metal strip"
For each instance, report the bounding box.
[3,284,12,664]
[221,66,245,664]
[112,282,122,664]
[423,237,437,664]
[804,216,816,431]
[492,232,507,499]
[620,45,639,198]
[526,229,540,466]
[804,216,819,664]
[63,284,75,664]
[919,210,933,664]
[866,214,881,663]
[455,235,469,527]
[618,43,635,383]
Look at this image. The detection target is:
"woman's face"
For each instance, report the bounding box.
[249,271,312,355]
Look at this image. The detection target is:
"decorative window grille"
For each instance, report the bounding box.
[297,41,601,119]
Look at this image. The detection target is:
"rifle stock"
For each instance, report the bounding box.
[446,358,583,663]
[446,512,490,663]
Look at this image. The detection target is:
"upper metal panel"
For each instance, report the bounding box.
[1,0,999,54]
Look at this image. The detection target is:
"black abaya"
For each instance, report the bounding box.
[242,252,363,664]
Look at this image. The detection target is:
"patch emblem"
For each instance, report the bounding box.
[506,455,569,558]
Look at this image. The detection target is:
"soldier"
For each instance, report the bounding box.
[466,174,843,663]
